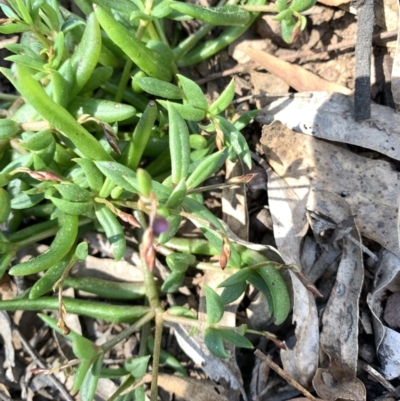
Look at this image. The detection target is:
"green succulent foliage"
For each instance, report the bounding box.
[0,0,297,400]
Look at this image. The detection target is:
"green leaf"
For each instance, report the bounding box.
[208,79,235,115]
[204,285,224,324]
[165,252,196,272]
[161,272,185,293]
[67,97,136,123]
[182,197,225,251]
[219,267,250,287]
[233,109,260,131]
[186,149,228,189]
[0,119,20,139]
[134,77,182,99]
[220,281,247,305]
[168,306,197,319]
[124,355,151,378]
[177,74,208,110]
[159,100,206,121]
[165,178,186,209]
[204,328,230,358]
[72,337,98,360]
[49,197,94,216]
[94,161,139,193]
[55,183,92,202]
[246,271,274,316]
[0,22,30,34]
[75,242,88,261]
[11,192,45,209]
[216,328,253,349]
[214,115,252,169]
[158,214,182,244]
[168,102,190,185]
[72,359,92,395]
[80,354,103,401]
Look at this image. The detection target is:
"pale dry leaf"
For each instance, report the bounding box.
[391,0,400,106]
[309,193,365,401]
[281,273,319,389]
[257,92,400,162]
[313,368,366,401]
[157,373,229,401]
[0,311,15,382]
[260,121,400,255]
[222,159,248,241]
[263,164,319,387]
[239,47,352,95]
[367,250,400,380]
[317,0,350,6]
[266,166,309,266]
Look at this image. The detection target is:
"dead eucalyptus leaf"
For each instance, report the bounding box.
[222,159,248,241]
[266,166,309,266]
[317,0,350,6]
[157,373,229,401]
[239,48,352,95]
[281,273,319,388]
[313,367,366,401]
[367,250,400,380]
[263,163,319,387]
[260,122,399,256]
[257,92,400,162]
[310,194,365,401]
[390,0,400,106]
[0,311,15,382]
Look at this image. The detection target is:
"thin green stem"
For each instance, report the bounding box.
[0,93,19,101]
[14,218,91,249]
[150,311,163,401]
[172,0,237,60]
[173,23,214,61]
[101,310,156,353]
[114,59,133,103]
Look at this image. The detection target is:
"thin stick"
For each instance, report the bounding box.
[363,364,400,398]
[254,349,320,401]
[281,30,397,62]
[13,327,75,401]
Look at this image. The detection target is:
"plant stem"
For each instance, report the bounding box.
[14,218,91,249]
[150,311,163,401]
[102,310,156,353]
[0,93,19,101]
[114,59,133,103]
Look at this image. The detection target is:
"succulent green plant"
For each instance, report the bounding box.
[0,0,318,399]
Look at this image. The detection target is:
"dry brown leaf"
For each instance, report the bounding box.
[240,47,352,95]
[157,374,229,401]
[313,367,366,401]
[367,250,400,379]
[0,311,15,382]
[311,194,365,401]
[222,159,248,241]
[263,165,319,387]
[260,121,399,256]
[281,273,319,389]
[391,0,400,106]
[257,92,400,162]
[317,0,350,6]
